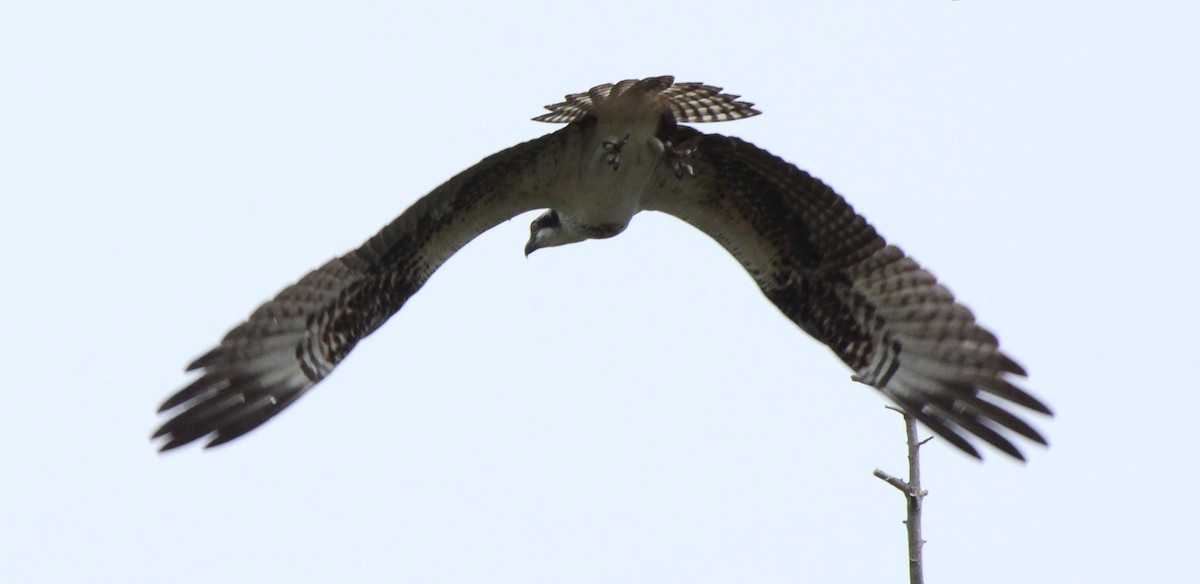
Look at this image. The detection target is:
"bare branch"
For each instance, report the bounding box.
[875,409,929,584]
[872,468,908,493]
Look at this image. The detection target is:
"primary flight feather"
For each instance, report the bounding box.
[154,76,1051,459]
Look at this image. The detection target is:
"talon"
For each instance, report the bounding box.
[665,139,698,179]
[602,134,630,171]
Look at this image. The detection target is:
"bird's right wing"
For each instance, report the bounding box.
[645,127,1051,460]
[153,129,568,451]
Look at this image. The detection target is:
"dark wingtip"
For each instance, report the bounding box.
[185,348,220,372]
[978,377,1054,416]
[158,374,223,413]
[994,440,1026,462]
[956,439,984,461]
[902,405,983,460]
[150,422,203,452]
[155,436,188,453]
[150,425,170,440]
[999,354,1028,377]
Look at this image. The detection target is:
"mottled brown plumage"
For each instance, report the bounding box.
[155,76,1051,459]
[645,128,1050,459]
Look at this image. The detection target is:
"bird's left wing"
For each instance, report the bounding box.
[645,126,1051,460]
[153,130,567,450]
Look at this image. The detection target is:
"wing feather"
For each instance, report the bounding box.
[153,130,566,450]
[646,128,1051,459]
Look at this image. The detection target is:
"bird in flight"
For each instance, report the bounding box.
[153,76,1051,460]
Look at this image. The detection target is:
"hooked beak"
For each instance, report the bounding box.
[525,210,559,257]
[524,230,546,257]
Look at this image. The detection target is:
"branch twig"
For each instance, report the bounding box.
[873,410,929,584]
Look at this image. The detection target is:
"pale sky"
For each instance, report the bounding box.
[3,2,1198,582]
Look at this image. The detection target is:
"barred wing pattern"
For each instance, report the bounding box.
[153,132,564,450]
[646,127,1051,460]
[533,75,760,124]
[155,76,1050,459]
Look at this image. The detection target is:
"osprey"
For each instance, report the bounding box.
[154,76,1051,459]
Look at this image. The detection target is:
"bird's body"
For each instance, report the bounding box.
[154,76,1051,459]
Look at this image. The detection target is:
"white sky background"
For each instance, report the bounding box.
[2,1,1198,582]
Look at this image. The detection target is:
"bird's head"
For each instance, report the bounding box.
[525,209,569,256]
[525,209,631,256]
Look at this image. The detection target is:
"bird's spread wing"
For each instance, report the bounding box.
[153,131,566,450]
[645,127,1051,460]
